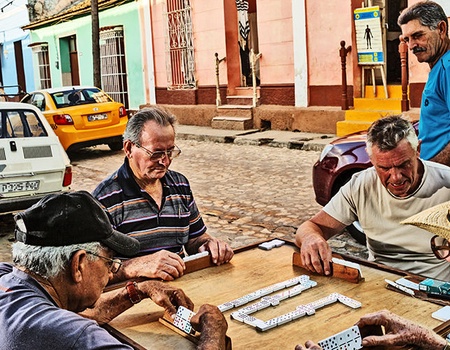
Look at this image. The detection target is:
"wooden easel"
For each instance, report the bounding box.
[361,64,388,98]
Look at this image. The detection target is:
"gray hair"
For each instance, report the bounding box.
[123,106,177,144]
[366,115,418,157]
[398,1,448,36]
[12,241,102,279]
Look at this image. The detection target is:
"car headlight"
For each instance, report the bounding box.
[319,144,334,162]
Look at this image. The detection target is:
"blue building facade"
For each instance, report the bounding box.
[0,0,35,98]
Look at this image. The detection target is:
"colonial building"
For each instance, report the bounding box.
[21,0,449,134]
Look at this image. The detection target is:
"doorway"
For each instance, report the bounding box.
[14,41,26,93]
[365,0,408,84]
[59,35,80,86]
[385,0,408,83]
[237,0,259,87]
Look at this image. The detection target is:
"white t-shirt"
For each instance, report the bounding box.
[324,160,450,280]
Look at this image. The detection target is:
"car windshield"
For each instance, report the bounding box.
[50,88,113,108]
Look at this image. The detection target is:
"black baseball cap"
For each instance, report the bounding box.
[14,191,139,257]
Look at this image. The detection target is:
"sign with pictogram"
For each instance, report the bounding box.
[354,6,384,65]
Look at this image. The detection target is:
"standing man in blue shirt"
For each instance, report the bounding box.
[398,1,450,165]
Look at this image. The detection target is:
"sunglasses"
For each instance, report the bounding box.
[430,235,450,260]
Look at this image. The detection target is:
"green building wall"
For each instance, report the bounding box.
[29,2,144,109]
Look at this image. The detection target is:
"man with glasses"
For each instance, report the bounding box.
[296,115,450,280]
[93,107,234,282]
[398,1,450,165]
[0,191,229,349]
[296,201,450,350]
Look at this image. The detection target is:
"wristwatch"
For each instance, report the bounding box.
[125,281,142,304]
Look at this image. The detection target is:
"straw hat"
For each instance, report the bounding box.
[400,201,450,240]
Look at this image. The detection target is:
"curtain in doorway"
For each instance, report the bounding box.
[236,0,250,85]
[236,0,250,50]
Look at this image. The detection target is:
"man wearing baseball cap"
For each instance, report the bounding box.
[0,191,228,349]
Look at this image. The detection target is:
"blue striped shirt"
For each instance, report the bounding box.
[92,158,207,256]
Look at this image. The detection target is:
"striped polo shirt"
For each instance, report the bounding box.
[92,158,207,256]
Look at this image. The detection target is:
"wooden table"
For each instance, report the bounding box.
[107,243,447,349]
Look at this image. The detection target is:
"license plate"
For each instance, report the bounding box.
[87,113,107,121]
[0,180,40,193]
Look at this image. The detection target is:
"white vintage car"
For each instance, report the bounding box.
[0,102,72,213]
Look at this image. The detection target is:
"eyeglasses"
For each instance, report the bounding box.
[86,251,122,274]
[134,143,181,162]
[430,235,450,260]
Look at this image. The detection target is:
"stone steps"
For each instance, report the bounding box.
[213,89,256,129]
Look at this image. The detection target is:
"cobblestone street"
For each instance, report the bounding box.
[0,138,368,262]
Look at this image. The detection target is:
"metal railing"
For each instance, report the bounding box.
[0,85,26,102]
[250,49,261,107]
[164,1,196,89]
[215,52,226,107]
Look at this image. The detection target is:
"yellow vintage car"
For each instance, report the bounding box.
[21,86,128,152]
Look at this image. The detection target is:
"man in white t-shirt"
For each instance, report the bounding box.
[295,115,450,280]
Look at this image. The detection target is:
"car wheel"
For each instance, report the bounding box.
[346,221,367,246]
[108,142,123,151]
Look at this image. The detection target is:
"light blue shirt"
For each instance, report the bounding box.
[419,50,450,160]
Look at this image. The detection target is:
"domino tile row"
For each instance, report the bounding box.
[230,293,361,332]
[217,275,314,312]
[317,325,362,350]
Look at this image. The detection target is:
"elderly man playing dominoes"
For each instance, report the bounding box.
[93,106,234,283]
[295,115,450,280]
[0,191,228,350]
[296,201,450,350]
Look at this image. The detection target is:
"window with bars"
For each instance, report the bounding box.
[164,0,196,89]
[31,44,51,89]
[100,26,129,109]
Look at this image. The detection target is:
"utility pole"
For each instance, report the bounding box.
[91,0,101,88]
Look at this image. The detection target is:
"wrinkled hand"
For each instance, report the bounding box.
[299,231,332,275]
[190,304,228,350]
[295,340,322,350]
[198,238,234,265]
[190,304,228,333]
[123,250,185,281]
[356,310,447,350]
[138,280,194,317]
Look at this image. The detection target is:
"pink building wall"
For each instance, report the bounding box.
[148,0,441,108]
[306,0,354,86]
[150,0,167,88]
[151,1,227,89]
[257,0,294,84]
[190,2,227,86]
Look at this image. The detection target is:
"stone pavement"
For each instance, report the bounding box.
[176,125,338,151]
[0,125,367,263]
[173,126,366,260]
